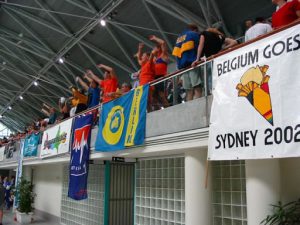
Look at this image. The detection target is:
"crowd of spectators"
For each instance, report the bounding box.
[0,0,299,145]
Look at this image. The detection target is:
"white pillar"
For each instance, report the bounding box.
[185,149,211,225]
[246,159,281,225]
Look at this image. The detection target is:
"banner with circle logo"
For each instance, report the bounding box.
[208,24,300,160]
[40,118,73,158]
[95,84,149,151]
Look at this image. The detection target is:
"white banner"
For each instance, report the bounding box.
[0,146,4,161]
[40,119,73,158]
[208,25,300,160]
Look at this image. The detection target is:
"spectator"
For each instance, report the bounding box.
[109,82,132,100]
[77,71,100,109]
[69,86,88,114]
[3,177,11,210]
[272,0,300,29]
[58,98,70,120]
[86,64,118,103]
[172,24,201,101]
[245,19,254,31]
[207,28,238,50]
[130,70,140,89]
[149,35,170,108]
[41,104,57,125]
[136,43,157,110]
[245,17,273,41]
[0,178,4,225]
[121,82,132,94]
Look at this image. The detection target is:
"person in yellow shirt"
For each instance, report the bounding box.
[69,86,88,115]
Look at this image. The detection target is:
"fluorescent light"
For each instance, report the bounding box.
[58,57,64,64]
[8,106,12,110]
[100,19,106,26]
[19,96,23,100]
[33,81,38,86]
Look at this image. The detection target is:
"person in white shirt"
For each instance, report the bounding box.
[245,17,273,42]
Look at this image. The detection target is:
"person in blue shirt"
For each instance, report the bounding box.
[77,72,100,109]
[172,24,202,101]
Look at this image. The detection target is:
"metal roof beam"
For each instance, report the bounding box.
[145,0,199,27]
[195,0,211,26]
[80,40,134,73]
[65,0,97,14]
[34,0,71,34]
[163,0,207,29]
[4,5,72,38]
[53,64,75,86]
[2,7,54,52]
[106,26,138,71]
[82,0,98,12]
[142,0,173,50]
[78,43,104,77]
[110,21,155,49]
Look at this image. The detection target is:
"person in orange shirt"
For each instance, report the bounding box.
[136,43,157,111]
[149,35,170,108]
[86,64,119,103]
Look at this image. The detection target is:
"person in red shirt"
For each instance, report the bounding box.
[149,35,170,108]
[137,43,156,86]
[86,64,118,103]
[272,0,300,29]
[136,43,157,111]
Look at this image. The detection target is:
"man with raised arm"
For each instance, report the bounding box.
[76,75,99,109]
[85,64,118,103]
[149,35,170,108]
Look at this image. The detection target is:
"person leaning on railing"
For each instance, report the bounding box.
[172,24,201,102]
[190,27,238,94]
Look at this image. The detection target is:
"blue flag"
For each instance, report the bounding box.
[23,132,41,157]
[95,84,149,151]
[68,114,93,200]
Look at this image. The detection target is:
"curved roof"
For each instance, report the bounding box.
[0,0,275,131]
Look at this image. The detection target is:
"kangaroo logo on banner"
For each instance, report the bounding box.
[68,114,93,200]
[95,84,149,151]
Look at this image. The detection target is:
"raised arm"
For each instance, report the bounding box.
[83,70,93,83]
[149,35,169,61]
[76,76,89,91]
[97,64,117,78]
[192,35,205,67]
[136,43,144,66]
[86,70,102,84]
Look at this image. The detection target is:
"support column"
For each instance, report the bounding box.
[246,159,281,225]
[185,149,211,225]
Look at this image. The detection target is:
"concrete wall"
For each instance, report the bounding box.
[280,157,300,203]
[32,164,64,218]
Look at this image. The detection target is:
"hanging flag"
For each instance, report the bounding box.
[40,119,73,158]
[23,132,41,157]
[13,139,25,209]
[68,114,93,200]
[95,84,149,151]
